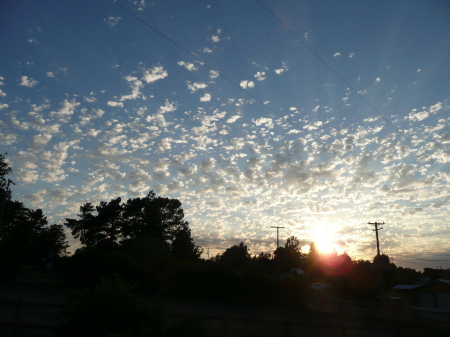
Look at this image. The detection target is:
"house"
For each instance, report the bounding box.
[393,279,450,311]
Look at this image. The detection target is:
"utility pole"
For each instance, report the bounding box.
[0,179,13,229]
[368,221,384,257]
[271,226,284,248]
[207,248,209,260]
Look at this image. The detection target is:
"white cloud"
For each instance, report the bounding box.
[209,70,219,79]
[203,47,213,53]
[240,80,255,89]
[227,115,241,123]
[375,77,381,83]
[187,81,208,93]
[211,35,221,42]
[0,77,4,85]
[349,53,355,58]
[407,103,442,122]
[274,61,288,74]
[142,66,168,83]
[416,69,421,72]
[334,52,341,57]
[49,99,80,122]
[104,16,121,27]
[254,72,266,81]
[19,76,38,87]
[0,103,8,110]
[200,93,212,102]
[28,38,37,44]
[107,101,124,107]
[253,117,274,128]
[177,61,198,71]
[120,75,144,101]
[46,72,55,78]
[31,133,52,152]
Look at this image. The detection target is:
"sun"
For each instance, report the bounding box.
[312,228,335,254]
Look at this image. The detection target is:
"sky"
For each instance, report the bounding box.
[1,0,450,270]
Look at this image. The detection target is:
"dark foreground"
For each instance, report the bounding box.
[0,276,449,337]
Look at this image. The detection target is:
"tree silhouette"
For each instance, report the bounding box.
[0,156,68,269]
[273,236,307,272]
[219,242,251,271]
[122,191,188,241]
[171,227,203,261]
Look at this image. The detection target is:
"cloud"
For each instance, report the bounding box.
[104,16,121,27]
[253,117,274,128]
[49,99,80,122]
[240,80,255,89]
[142,66,168,83]
[209,70,219,79]
[274,61,288,74]
[177,61,198,71]
[407,102,442,122]
[120,75,144,101]
[31,133,52,152]
[254,72,266,81]
[107,101,124,107]
[334,52,341,57]
[19,76,38,87]
[187,81,208,93]
[349,53,355,58]
[375,77,381,83]
[0,103,8,110]
[200,93,211,102]
[227,115,241,123]
[46,72,55,78]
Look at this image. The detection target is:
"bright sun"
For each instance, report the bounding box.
[313,229,335,254]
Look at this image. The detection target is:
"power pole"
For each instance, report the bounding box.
[207,248,210,260]
[271,226,284,248]
[368,221,384,257]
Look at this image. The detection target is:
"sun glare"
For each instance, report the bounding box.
[313,228,335,254]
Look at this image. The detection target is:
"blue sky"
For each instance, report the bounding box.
[1,0,450,269]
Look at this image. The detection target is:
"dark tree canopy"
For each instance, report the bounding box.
[218,242,251,270]
[65,191,201,259]
[171,227,203,261]
[273,236,307,272]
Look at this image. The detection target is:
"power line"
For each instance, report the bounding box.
[110,0,304,133]
[256,0,448,177]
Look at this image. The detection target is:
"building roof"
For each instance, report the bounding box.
[393,285,419,290]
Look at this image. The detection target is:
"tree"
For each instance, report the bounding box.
[372,253,390,266]
[0,202,68,263]
[273,236,307,272]
[219,242,251,271]
[308,242,319,264]
[122,191,187,241]
[0,153,12,189]
[66,191,198,255]
[171,227,203,261]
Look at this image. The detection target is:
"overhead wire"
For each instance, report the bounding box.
[256,0,448,176]
[109,1,446,249]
